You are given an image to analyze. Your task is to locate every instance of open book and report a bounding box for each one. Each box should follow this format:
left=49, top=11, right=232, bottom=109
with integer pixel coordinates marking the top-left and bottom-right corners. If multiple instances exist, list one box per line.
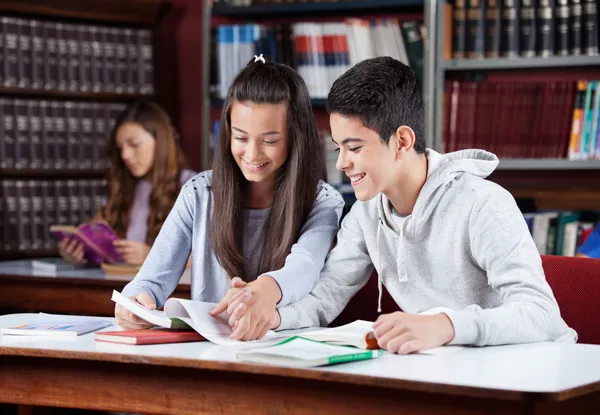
left=111, top=290, right=282, bottom=346
left=50, top=222, right=123, bottom=265
left=237, top=336, right=383, bottom=368
left=300, top=320, right=465, bottom=356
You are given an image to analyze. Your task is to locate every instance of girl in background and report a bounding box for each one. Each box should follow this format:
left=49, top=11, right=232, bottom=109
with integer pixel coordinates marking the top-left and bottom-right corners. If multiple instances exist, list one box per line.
left=59, top=100, right=196, bottom=265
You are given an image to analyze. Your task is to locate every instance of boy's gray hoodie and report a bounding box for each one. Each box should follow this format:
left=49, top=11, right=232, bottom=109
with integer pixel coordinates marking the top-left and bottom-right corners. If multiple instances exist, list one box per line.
left=277, top=149, right=577, bottom=346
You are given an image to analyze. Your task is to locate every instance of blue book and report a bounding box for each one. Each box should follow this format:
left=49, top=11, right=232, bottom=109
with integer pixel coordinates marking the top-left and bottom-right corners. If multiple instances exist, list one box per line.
left=1, top=318, right=112, bottom=337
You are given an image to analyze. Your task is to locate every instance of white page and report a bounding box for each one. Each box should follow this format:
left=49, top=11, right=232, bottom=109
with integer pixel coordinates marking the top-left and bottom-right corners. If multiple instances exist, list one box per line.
left=173, top=298, right=286, bottom=346
left=302, top=320, right=372, bottom=338
left=111, top=290, right=172, bottom=328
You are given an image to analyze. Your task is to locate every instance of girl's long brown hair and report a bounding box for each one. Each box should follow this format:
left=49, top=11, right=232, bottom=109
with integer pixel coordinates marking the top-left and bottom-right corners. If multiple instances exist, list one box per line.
left=211, top=60, right=327, bottom=281
left=101, top=100, right=187, bottom=245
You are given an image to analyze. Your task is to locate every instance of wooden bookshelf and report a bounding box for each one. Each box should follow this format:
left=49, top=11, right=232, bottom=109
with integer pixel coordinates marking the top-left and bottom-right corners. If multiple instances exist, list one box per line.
left=497, top=159, right=600, bottom=171
left=0, top=86, right=154, bottom=102
left=444, top=56, right=600, bottom=71
left=212, top=0, right=424, bottom=17
left=0, top=0, right=167, bottom=26
left=0, top=169, right=106, bottom=178
left=0, top=0, right=170, bottom=260
left=428, top=0, right=600, bottom=221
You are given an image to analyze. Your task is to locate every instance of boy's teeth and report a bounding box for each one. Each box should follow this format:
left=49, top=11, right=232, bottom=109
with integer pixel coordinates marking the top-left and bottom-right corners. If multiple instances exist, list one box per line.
left=351, top=174, right=365, bottom=182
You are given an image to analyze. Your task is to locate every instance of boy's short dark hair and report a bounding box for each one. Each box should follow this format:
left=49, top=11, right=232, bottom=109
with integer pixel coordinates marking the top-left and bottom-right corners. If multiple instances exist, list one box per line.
left=326, top=56, right=426, bottom=153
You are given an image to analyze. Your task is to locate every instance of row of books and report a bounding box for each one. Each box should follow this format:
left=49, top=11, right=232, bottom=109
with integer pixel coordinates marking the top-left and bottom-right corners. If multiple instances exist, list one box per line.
left=0, top=179, right=106, bottom=253
left=443, top=79, right=600, bottom=160
left=569, top=80, right=600, bottom=160
left=0, top=99, right=125, bottom=171
left=0, top=16, right=154, bottom=94
left=449, top=0, right=599, bottom=59
left=524, top=211, right=599, bottom=256
left=212, top=20, right=424, bottom=100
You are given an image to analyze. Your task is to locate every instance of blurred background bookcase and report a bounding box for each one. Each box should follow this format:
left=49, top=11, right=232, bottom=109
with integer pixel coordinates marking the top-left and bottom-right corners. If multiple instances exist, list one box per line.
left=0, top=0, right=171, bottom=260
left=427, top=0, right=600, bottom=256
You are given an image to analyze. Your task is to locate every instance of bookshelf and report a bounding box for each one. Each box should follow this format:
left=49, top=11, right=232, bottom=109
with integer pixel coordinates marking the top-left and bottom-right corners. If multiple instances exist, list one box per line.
left=429, top=0, right=600, bottom=171
left=211, top=0, right=425, bottom=17
left=444, top=56, right=600, bottom=71
left=427, top=0, right=600, bottom=256
left=0, top=0, right=170, bottom=260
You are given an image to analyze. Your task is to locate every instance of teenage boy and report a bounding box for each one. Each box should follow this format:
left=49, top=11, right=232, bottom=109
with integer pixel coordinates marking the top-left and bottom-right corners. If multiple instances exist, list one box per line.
left=272, top=57, right=576, bottom=354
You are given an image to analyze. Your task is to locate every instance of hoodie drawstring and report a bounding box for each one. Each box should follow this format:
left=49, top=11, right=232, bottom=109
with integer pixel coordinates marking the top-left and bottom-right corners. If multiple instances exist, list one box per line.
left=376, top=218, right=383, bottom=313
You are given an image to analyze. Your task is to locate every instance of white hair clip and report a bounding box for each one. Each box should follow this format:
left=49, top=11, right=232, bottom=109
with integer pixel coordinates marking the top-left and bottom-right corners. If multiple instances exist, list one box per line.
left=254, top=54, right=265, bottom=64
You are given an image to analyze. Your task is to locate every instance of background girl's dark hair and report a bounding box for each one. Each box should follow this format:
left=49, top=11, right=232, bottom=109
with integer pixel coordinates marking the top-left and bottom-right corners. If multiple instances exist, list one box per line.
left=211, top=59, right=326, bottom=281
left=102, top=99, right=187, bottom=244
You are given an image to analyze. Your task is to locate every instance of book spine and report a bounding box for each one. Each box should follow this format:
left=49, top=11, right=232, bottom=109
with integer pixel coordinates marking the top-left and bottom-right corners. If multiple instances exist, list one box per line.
left=520, top=0, right=537, bottom=57
left=485, top=0, right=502, bottom=57
left=582, top=0, right=598, bottom=55
left=537, top=0, right=555, bottom=56
left=466, top=0, right=485, bottom=58
left=571, top=0, right=583, bottom=55
left=28, top=100, right=42, bottom=169
left=5, top=17, right=18, bottom=87
left=501, top=0, right=520, bottom=57
left=556, top=0, right=571, bottom=55
left=17, top=18, right=32, bottom=89
left=31, top=20, right=44, bottom=89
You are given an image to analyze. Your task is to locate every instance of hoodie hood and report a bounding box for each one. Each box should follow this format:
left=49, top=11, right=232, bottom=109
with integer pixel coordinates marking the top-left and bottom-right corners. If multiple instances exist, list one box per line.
left=378, top=149, right=499, bottom=238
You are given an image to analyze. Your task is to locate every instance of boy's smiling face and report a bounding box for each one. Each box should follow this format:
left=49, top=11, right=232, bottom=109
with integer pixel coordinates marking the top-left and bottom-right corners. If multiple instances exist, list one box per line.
left=330, top=113, right=398, bottom=202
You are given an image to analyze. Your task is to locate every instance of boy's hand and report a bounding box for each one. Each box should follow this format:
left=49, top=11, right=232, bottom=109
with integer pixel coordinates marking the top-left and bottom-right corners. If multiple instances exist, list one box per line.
left=210, top=277, right=249, bottom=317
left=211, top=276, right=282, bottom=341
left=114, top=292, right=156, bottom=330
left=113, top=240, right=151, bottom=265
left=372, top=311, right=455, bottom=354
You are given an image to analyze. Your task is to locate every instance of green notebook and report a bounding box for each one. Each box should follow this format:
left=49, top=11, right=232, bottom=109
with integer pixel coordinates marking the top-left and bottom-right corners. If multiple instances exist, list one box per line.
left=236, top=336, right=383, bottom=368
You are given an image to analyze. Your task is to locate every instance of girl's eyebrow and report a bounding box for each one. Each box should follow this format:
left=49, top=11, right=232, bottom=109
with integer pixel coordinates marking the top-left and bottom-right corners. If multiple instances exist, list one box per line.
left=232, top=126, right=281, bottom=136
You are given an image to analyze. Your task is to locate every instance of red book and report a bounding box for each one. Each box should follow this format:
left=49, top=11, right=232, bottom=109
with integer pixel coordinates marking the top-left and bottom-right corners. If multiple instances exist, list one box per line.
left=95, top=329, right=205, bottom=345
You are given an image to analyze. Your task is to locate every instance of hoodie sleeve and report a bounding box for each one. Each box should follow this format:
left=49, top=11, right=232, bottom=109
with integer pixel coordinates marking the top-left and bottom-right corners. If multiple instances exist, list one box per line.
left=276, top=203, right=375, bottom=330
left=258, top=183, right=345, bottom=306
left=120, top=177, right=197, bottom=308
left=443, top=188, right=577, bottom=346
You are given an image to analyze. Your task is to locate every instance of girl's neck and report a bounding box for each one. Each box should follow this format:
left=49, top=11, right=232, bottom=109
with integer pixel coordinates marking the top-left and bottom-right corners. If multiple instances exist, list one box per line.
left=246, top=179, right=275, bottom=209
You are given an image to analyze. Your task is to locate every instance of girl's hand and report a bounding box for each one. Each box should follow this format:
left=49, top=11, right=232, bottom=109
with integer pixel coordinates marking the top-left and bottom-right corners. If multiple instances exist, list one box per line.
left=113, top=240, right=151, bottom=265
left=58, top=237, right=86, bottom=264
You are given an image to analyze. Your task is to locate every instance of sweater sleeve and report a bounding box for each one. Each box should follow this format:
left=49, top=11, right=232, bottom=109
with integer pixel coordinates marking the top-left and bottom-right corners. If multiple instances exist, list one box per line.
left=443, top=189, right=578, bottom=346
left=121, top=177, right=198, bottom=308
left=276, top=203, right=375, bottom=330
left=259, top=183, right=345, bottom=306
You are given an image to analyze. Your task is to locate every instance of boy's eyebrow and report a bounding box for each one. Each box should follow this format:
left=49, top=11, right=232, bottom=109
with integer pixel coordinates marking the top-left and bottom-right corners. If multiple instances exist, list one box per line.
left=331, top=137, right=364, bottom=146
left=232, top=127, right=281, bottom=136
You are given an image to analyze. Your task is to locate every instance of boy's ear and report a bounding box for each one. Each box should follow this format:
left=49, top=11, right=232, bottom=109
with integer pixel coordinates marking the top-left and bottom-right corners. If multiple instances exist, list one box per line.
left=393, top=125, right=416, bottom=157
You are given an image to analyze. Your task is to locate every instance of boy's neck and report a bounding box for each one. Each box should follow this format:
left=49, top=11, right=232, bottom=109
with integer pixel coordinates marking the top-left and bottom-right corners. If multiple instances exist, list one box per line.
left=385, top=153, right=428, bottom=216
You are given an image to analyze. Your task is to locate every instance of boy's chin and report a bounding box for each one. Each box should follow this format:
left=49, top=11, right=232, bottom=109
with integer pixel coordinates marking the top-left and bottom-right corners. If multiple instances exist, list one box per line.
left=354, top=189, right=379, bottom=202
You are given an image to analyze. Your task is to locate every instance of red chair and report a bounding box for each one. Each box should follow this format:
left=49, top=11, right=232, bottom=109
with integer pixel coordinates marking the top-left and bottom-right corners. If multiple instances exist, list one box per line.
left=541, top=255, right=600, bottom=345
left=331, top=255, right=600, bottom=345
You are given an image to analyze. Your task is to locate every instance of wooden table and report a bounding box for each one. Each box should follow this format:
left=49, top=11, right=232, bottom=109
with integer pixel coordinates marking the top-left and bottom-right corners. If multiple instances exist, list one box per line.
left=0, top=314, right=599, bottom=415
left=0, top=259, right=191, bottom=316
